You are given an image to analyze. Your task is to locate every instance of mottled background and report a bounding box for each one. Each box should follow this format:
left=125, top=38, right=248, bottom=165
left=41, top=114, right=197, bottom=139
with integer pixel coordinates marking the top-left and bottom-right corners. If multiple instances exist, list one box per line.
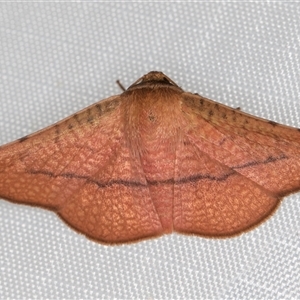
left=0, top=3, right=299, bottom=299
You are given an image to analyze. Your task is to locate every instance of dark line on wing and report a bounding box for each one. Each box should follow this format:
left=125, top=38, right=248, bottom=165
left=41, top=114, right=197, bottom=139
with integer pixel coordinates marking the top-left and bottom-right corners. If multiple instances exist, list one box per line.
left=28, top=170, right=147, bottom=188
left=232, top=153, right=287, bottom=170
left=27, top=154, right=288, bottom=188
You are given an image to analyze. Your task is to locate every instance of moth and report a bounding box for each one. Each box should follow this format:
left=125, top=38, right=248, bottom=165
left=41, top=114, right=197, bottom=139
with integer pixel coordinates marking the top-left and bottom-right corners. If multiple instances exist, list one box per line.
left=0, top=71, right=299, bottom=244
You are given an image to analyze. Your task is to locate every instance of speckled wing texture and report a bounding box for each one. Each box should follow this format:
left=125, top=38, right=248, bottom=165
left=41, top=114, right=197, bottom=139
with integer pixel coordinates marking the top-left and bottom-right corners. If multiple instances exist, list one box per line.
left=0, top=94, right=164, bottom=244
left=0, top=71, right=300, bottom=244
left=174, top=93, right=300, bottom=236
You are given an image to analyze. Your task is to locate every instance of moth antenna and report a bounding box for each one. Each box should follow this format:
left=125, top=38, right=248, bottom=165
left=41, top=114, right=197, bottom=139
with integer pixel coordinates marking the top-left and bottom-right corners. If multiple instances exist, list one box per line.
left=116, top=80, right=126, bottom=92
